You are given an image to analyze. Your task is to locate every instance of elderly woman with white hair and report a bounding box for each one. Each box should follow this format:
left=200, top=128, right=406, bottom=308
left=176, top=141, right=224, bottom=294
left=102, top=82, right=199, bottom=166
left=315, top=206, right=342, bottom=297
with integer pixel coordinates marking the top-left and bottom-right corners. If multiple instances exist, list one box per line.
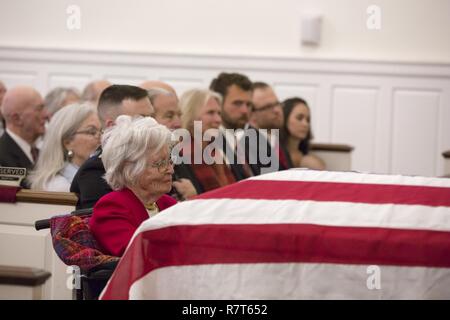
left=89, top=115, right=177, bottom=257
left=28, top=103, right=101, bottom=191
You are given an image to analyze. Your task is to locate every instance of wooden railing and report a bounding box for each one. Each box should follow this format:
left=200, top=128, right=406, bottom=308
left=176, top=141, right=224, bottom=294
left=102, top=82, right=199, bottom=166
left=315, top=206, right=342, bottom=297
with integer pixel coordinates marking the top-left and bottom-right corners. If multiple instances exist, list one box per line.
left=15, top=189, right=78, bottom=206
left=310, top=143, right=354, bottom=153
left=0, top=265, right=51, bottom=300
left=309, top=142, right=354, bottom=171
left=443, top=150, right=450, bottom=178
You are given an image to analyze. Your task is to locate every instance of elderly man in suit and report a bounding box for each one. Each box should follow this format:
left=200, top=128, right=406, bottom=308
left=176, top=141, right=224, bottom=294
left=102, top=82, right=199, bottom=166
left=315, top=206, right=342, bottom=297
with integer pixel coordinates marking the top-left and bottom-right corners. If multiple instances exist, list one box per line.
left=0, top=86, right=49, bottom=183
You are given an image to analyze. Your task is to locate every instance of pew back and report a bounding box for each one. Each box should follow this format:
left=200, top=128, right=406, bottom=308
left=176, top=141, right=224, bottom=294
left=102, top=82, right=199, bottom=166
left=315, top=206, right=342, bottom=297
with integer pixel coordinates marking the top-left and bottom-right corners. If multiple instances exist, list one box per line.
left=0, top=190, right=77, bottom=299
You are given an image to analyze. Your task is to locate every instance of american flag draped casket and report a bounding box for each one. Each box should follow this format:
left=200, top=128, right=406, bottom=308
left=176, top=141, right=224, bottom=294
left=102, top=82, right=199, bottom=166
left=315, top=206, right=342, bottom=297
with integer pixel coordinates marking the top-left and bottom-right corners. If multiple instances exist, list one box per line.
left=100, top=169, right=450, bottom=299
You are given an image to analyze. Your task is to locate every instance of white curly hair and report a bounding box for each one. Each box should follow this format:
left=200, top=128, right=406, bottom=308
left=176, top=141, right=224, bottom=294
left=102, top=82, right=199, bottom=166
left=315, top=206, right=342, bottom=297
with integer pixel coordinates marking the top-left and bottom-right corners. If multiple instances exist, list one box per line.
left=101, top=115, right=172, bottom=190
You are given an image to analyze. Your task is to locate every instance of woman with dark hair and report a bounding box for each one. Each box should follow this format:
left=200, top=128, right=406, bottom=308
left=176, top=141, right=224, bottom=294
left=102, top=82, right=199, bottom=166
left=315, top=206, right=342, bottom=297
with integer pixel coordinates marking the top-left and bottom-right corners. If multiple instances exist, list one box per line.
left=280, top=97, right=325, bottom=170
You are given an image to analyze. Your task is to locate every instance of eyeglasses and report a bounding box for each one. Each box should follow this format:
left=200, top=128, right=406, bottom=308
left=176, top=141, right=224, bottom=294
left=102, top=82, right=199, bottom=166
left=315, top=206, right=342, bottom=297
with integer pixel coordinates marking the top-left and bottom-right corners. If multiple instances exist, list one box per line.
left=74, top=127, right=102, bottom=137
left=252, top=101, right=282, bottom=112
left=148, top=157, right=174, bottom=173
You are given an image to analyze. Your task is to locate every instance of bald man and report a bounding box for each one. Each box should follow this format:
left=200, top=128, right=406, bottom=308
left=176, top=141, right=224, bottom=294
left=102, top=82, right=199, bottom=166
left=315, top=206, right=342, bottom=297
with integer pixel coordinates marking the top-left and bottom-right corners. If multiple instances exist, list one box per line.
left=148, top=88, right=181, bottom=130
left=81, top=80, right=111, bottom=104
left=140, top=80, right=177, bottom=96
left=0, top=86, right=49, bottom=177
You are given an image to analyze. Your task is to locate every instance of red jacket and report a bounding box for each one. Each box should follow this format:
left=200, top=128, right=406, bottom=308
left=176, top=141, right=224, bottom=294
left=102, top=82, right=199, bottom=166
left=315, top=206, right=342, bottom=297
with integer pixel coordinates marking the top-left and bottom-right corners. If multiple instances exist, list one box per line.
left=89, top=188, right=176, bottom=257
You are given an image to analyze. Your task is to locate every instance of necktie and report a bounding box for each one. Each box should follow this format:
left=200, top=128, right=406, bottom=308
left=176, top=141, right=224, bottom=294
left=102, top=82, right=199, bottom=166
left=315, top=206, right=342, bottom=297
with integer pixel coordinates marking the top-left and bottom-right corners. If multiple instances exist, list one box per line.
left=31, top=147, right=39, bottom=163
left=235, top=135, right=253, bottom=178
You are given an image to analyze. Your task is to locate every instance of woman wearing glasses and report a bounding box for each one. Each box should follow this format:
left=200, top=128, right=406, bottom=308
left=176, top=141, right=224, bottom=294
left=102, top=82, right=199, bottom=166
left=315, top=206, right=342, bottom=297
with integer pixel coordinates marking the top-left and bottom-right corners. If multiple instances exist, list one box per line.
left=89, top=115, right=176, bottom=257
left=29, top=103, right=101, bottom=191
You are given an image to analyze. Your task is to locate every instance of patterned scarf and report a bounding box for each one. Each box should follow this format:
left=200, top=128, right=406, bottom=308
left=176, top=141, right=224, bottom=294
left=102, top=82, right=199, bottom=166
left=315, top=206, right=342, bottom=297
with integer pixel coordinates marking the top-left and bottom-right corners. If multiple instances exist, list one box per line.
left=185, top=139, right=236, bottom=192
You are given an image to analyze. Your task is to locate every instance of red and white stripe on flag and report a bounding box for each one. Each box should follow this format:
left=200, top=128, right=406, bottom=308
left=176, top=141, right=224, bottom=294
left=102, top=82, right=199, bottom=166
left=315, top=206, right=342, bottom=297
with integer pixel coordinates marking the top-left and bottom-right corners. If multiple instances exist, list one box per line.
left=100, top=169, right=450, bottom=299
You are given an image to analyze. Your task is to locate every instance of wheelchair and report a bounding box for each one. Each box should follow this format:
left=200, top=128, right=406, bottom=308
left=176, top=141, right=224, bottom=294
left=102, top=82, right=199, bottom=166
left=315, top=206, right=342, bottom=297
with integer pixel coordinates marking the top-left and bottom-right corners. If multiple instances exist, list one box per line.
left=35, top=208, right=119, bottom=300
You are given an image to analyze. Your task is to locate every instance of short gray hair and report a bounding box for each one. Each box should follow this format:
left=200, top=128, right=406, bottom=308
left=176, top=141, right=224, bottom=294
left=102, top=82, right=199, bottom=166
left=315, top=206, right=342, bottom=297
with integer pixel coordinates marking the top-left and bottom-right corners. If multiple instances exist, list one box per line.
left=146, top=88, right=176, bottom=106
left=102, top=115, right=172, bottom=190
left=44, top=87, right=80, bottom=116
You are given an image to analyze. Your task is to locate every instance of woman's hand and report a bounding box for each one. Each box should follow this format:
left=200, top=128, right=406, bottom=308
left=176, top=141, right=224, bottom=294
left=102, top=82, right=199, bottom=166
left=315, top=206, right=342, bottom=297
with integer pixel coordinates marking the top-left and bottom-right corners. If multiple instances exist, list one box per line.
left=173, top=178, right=197, bottom=200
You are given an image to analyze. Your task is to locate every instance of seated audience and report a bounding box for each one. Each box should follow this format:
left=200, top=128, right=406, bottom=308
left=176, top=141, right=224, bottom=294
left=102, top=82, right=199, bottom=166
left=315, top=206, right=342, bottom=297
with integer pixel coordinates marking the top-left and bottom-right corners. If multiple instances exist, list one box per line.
left=70, top=84, right=154, bottom=209
left=81, top=80, right=111, bottom=104
left=281, top=97, right=325, bottom=170
left=28, top=103, right=101, bottom=191
left=44, top=87, right=80, bottom=117
left=0, top=86, right=49, bottom=186
left=89, top=115, right=177, bottom=257
left=175, top=89, right=237, bottom=194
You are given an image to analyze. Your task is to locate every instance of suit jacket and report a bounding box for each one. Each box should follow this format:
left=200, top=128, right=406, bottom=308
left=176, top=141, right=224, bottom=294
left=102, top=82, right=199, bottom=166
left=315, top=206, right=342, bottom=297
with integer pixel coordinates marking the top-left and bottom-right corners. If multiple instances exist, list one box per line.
left=242, top=125, right=290, bottom=176
left=173, top=163, right=205, bottom=195
left=172, top=133, right=249, bottom=197
left=0, top=132, right=34, bottom=188
left=217, top=129, right=250, bottom=181
left=89, top=188, right=177, bottom=257
left=70, top=148, right=111, bottom=210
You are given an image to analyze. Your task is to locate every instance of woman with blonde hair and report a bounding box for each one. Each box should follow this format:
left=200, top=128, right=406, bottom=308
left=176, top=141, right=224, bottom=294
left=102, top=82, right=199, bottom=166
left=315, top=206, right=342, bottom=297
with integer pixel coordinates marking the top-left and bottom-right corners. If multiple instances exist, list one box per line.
left=175, top=88, right=238, bottom=194
left=28, top=103, right=101, bottom=191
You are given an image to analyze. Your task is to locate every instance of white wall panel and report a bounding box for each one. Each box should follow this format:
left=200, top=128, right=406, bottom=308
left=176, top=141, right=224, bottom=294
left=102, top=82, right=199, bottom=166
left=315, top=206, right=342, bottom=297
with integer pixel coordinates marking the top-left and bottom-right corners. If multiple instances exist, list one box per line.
left=0, top=71, right=37, bottom=88
left=47, top=73, right=91, bottom=92
left=160, top=78, right=204, bottom=97
left=331, top=87, right=378, bottom=172
left=105, top=75, right=146, bottom=86
left=273, top=83, right=320, bottom=140
left=391, top=90, right=440, bottom=176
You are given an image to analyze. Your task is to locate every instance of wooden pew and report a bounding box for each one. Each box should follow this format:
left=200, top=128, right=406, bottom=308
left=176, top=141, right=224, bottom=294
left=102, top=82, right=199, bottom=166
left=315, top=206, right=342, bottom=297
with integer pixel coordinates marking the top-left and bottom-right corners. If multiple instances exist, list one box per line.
left=310, top=143, right=354, bottom=171
left=0, top=265, right=51, bottom=299
left=443, top=150, right=450, bottom=177
left=0, top=189, right=77, bottom=299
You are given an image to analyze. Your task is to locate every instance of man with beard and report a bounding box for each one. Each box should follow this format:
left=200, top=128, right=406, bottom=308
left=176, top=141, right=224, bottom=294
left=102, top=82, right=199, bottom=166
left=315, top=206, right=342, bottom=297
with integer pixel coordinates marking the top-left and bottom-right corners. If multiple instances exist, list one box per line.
left=209, top=72, right=254, bottom=180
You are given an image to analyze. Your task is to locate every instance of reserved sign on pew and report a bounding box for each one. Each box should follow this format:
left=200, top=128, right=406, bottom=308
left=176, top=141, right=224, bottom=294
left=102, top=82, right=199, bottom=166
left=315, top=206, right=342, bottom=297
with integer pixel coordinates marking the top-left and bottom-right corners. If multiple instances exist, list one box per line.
left=0, top=167, right=26, bottom=187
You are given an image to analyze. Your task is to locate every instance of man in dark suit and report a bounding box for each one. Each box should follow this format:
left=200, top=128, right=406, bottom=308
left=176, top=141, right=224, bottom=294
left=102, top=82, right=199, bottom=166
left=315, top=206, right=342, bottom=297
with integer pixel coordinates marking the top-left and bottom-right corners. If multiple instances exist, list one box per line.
left=243, top=82, right=289, bottom=175
left=70, top=84, right=154, bottom=209
left=0, top=86, right=48, bottom=186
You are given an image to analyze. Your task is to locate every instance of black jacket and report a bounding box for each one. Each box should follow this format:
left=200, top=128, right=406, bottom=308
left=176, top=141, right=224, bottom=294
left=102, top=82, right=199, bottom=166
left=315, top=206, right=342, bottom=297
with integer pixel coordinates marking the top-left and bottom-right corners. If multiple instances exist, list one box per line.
left=242, top=126, right=290, bottom=176
left=0, top=132, right=34, bottom=188
left=70, top=148, right=112, bottom=210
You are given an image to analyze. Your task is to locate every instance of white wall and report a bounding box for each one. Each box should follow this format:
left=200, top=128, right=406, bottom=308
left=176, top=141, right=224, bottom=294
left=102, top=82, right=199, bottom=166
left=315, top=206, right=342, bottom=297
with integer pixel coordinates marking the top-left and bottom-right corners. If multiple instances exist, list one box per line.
left=1, top=0, right=449, bottom=63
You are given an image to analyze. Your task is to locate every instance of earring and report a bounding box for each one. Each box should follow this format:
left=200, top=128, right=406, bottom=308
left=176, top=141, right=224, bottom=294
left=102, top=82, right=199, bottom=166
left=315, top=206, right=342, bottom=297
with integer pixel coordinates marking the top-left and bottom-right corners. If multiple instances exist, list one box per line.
left=67, top=150, right=74, bottom=160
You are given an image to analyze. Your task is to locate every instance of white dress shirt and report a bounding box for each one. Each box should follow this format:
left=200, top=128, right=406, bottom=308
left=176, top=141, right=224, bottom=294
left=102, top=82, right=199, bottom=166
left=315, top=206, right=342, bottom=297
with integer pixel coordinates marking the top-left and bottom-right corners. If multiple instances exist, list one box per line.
left=44, top=162, right=79, bottom=192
